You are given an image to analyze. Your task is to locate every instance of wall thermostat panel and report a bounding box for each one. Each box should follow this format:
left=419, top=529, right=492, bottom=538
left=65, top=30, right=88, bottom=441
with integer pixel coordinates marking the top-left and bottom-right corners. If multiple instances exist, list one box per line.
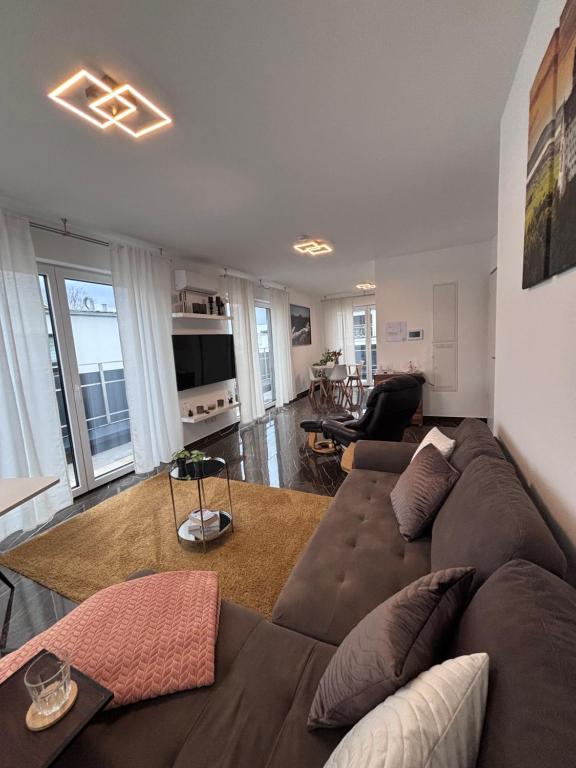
left=408, top=328, right=424, bottom=340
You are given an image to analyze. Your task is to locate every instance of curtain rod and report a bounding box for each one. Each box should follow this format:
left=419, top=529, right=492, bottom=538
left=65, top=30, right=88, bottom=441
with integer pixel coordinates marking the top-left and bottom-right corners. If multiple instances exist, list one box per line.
left=321, top=291, right=375, bottom=301
left=30, top=220, right=109, bottom=248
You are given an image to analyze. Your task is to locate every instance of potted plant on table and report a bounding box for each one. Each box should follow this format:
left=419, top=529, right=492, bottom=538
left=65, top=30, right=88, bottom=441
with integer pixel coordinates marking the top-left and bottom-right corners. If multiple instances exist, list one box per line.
left=172, top=449, right=207, bottom=478
left=172, top=449, right=192, bottom=478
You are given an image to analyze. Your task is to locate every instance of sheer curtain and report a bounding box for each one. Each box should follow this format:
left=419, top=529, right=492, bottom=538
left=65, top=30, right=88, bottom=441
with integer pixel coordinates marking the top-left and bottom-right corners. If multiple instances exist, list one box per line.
left=0, top=210, right=72, bottom=542
left=110, top=242, right=182, bottom=473
left=323, top=297, right=356, bottom=364
left=224, top=275, right=264, bottom=424
left=269, top=288, right=295, bottom=407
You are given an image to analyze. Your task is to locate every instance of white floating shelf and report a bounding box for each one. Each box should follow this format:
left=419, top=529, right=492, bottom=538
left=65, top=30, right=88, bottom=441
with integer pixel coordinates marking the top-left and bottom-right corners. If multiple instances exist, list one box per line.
left=181, top=402, right=241, bottom=424
left=172, top=313, right=233, bottom=321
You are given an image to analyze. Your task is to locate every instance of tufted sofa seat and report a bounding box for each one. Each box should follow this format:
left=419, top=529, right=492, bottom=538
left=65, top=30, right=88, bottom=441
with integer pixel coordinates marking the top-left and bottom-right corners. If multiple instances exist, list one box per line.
left=272, top=468, right=431, bottom=644
left=272, top=419, right=566, bottom=644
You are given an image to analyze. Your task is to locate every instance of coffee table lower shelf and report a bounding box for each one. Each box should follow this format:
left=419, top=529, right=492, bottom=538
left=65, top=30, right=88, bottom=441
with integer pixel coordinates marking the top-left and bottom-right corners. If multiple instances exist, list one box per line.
left=177, top=510, right=233, bottom=550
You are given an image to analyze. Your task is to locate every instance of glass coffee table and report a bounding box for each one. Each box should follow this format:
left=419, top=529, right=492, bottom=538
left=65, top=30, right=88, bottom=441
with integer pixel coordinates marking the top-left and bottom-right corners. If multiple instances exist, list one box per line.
left=168, top=457, right=234, bottom=553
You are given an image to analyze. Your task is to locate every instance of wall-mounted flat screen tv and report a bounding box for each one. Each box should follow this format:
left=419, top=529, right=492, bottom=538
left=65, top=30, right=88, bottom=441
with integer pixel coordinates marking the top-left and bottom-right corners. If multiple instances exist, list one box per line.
left=172, top=334, right=236, bottom=391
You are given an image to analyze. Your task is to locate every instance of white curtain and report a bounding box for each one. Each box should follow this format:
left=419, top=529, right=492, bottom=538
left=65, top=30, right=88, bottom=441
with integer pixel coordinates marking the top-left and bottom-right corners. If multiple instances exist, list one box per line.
left=269, top=288, right=295, bottom=407
left=0, top=211, right=72, bottom=542
left=110, top=242, right=182, bottom=473
left=224, top=275, right=264, bottom=425
left=323, top=297, right=356, bottom=364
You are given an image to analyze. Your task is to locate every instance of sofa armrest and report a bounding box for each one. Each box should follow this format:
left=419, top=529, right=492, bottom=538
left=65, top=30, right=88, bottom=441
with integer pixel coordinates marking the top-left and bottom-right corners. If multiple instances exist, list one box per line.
left=353, top=440, right=417, bottom=474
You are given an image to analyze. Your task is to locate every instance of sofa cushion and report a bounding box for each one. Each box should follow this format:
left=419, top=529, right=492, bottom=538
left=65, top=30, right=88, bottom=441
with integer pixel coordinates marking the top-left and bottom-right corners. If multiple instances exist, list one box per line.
left=55, top=601, right=343, bottom=768
left=324, top=654, right=489, bottom=768
left=431, top=456, right=566, bottom=586
left=450, top=418, right=506, bottom=473
left=308, top=567, right=474, bottom=729
left=411, top=426, right=456, bottom=462
left=391, top=444, right=460, bottom=541
left=449, top=560, right=576, bottom=768
left=272, top=469, right=431, bottom=645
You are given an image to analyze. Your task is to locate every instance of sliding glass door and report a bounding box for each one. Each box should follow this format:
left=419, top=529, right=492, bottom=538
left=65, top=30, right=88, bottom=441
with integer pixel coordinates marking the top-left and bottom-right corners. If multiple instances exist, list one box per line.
left=38, top=265, right=134, bottom=495
left=255, top=303, right=275, bottom=406
left=353, top=306, right=377, bottom=384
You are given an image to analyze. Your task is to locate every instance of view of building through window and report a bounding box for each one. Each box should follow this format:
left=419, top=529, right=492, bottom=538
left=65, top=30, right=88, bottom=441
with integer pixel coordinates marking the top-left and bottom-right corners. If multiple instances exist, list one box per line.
left=39, top=270, right=133, bottom=492
left=353, top=306, right=377, bottom=383
left=255, top=304, right=275, bottom=405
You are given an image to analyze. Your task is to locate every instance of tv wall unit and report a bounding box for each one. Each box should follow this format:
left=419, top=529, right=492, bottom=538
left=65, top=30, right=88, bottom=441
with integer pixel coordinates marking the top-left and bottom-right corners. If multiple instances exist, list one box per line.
left=172, top=287, right=240, bottom=443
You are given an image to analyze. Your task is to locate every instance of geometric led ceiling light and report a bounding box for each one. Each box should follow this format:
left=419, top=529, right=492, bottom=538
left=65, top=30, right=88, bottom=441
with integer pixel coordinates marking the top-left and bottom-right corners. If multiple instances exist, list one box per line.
left=48, top=68, right=172, bottom=138
left=293, top=237, right=334, bottom=256
left=356, top=282, right=376, bottom=291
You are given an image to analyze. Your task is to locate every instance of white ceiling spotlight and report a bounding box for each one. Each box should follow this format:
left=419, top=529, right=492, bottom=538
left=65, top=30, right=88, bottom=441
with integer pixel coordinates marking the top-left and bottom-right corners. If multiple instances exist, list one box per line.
left=356, top=282, right=376, bottom=291
left=293, top=236, right=334, bottom=257
left=48, top=68, right=172, bottom=138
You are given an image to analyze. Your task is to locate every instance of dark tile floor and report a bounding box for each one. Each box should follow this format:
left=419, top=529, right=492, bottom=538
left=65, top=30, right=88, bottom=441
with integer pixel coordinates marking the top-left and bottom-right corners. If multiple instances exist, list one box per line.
left=0, top=394, right=446, bottom=652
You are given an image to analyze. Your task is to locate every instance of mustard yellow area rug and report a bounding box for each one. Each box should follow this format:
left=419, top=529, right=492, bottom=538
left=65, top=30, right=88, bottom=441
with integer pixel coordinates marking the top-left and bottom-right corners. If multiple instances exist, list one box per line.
left=0, top=475, right=332, bottom=618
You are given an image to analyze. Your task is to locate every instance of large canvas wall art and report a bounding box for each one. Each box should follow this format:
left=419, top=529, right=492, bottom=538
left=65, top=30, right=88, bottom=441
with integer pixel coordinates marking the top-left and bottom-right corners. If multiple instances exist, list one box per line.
left=524, top=0, right=576, bottom=288
left=290, top=304, right=312, bottom=346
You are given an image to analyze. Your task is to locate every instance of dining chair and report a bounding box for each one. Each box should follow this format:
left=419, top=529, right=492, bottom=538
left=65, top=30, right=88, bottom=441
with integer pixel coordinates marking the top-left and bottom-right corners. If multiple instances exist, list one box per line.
left=308, top=366, right=328, bottom=404
left=326, top=364, right=351, bottom=407
left=346, top=363, right=364, bottom=404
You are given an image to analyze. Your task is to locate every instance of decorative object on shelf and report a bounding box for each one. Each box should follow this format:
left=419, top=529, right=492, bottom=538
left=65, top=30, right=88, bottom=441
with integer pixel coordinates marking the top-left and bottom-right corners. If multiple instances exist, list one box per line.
left=217, top=398, right=224, bottom=408
left=215, top=296, right=225, bottom=316
left=208, top=296, right=214, bottom=315
left=197, top=405, right=205, bottom=414
left=187, top=408, right=193, bottom=418
left=524, top=0, right=576, bottom=288
left=208, top=404, right=216, bottom=412
left=290, top=304, right=312, bottom=346
left=227, top=391, right=234, bottom=405
left=192, top=302, right=207, bottom=314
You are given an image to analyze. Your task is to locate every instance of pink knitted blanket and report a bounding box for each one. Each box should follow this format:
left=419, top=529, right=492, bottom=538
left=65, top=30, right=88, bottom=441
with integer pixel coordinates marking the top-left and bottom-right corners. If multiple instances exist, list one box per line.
left=0, top=570, right=220, bottom=707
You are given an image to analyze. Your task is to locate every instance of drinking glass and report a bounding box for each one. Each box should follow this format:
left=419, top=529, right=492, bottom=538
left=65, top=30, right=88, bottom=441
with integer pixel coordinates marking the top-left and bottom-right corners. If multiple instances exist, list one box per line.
left=24, top=653, right=71, bottom=716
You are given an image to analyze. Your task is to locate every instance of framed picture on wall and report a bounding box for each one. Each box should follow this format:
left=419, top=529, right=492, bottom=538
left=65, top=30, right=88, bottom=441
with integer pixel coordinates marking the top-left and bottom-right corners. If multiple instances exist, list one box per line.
left=523, top=0, right=576, bottom=288
left=290, top=304, right=312, bottom=346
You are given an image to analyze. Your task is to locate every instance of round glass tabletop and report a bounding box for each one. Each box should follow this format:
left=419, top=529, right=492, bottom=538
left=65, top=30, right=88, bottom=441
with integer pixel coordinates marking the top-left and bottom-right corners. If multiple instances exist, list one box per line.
left=169, top=457, right=227, bottom=481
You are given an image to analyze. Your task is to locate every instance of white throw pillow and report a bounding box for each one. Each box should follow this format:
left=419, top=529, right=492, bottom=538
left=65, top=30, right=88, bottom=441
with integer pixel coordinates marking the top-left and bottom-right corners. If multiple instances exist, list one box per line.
left=324, top=653, right=489, bottom=768
left=411, top=427, right=455, bottom=462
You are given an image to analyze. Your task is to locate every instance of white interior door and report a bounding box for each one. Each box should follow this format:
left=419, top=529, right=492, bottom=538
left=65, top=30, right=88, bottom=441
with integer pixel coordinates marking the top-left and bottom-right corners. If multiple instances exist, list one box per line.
left=487, top=268, right=497, bottom=431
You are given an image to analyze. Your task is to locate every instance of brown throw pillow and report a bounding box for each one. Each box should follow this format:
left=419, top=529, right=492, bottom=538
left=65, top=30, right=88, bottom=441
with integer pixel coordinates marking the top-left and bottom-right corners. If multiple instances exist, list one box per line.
left=307, top=567, right=475, bottom=730
left=391, top=443, right=460, bottom=541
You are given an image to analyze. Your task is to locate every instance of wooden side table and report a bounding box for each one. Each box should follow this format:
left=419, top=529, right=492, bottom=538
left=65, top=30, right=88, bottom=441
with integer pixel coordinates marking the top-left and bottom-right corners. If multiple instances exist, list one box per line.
left=0, top=650, right=112, bottom=768
left=373, top=373, right=425, bottom=426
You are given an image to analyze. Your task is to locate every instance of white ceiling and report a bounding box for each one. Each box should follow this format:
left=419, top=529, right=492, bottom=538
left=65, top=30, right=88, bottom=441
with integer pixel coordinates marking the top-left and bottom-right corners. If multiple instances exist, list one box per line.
left=1, top=1, right=536, bottom=295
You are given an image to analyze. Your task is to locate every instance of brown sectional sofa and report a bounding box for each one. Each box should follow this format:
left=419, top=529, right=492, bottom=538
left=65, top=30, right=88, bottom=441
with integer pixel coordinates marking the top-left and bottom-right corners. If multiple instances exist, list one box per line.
left=55, top=419, right=573, bottom=768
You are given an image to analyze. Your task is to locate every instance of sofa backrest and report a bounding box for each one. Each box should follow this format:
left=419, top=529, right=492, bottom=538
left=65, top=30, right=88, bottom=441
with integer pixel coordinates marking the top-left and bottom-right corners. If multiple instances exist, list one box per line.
left=450, top=418, right=506, bottom=473
left=431, top=455, right=566, bottom=587
left=449, top=559, right=576, bottom=768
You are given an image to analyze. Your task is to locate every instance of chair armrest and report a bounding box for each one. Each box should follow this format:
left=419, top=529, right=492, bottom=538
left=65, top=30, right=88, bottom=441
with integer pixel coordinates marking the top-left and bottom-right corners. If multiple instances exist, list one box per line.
left=322, top=420, right=360, bottom=444
left=353, top=440, right=417, bottom=473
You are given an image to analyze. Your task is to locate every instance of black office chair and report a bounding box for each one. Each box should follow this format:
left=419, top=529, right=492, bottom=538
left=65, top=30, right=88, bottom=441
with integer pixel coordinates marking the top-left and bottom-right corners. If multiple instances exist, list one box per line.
left=301, top=374, right=425, bottom=448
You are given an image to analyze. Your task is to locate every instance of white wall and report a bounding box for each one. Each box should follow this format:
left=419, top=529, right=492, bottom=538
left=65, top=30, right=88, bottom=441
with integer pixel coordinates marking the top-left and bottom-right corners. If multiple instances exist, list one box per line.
left=375, top=241, right=493, bottom=417
left=496, top=0, right=576, bottom=565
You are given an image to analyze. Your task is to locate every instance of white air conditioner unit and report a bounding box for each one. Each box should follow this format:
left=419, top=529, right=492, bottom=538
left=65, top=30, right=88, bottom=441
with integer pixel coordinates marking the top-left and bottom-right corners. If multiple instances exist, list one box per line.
left=174, top=269, right=219, bottom=296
